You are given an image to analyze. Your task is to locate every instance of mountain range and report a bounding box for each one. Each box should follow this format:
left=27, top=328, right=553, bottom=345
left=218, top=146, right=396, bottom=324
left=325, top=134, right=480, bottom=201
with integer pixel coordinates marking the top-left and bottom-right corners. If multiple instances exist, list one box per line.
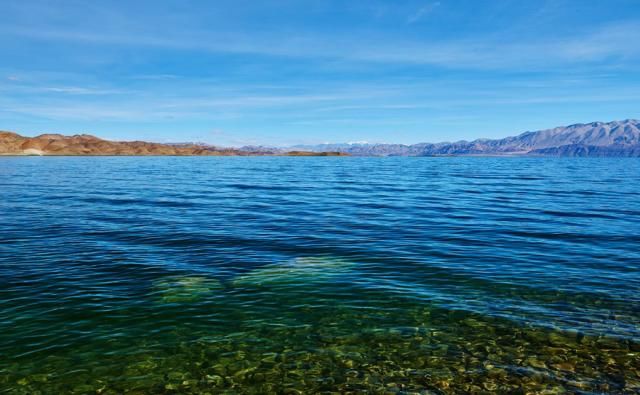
left=1, top=119, right=639, bottom=156
left=274, top=119, right=640, bottom=157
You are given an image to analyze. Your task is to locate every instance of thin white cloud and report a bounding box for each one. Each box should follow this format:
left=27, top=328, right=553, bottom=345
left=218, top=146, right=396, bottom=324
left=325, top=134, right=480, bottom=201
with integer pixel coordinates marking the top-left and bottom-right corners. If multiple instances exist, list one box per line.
left=41, top=86, right=126, bottom=95
left=407, top=2, right=441, bottom=24
left=1, top=19, right=639, bottom=70
left=130, top=74, right=181, bottom=81
left=0, top=87, right=384, bottom=121
left=2, top=79, right=639, bottom=124
left=0, top=82, right=129, bottom=96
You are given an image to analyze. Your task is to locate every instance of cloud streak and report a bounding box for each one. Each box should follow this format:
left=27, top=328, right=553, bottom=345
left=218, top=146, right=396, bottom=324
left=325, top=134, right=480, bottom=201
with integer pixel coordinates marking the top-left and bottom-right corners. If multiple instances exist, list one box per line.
left=407, top=2, right=441, bottom=24
left=1, top=18, right=639, bottom=71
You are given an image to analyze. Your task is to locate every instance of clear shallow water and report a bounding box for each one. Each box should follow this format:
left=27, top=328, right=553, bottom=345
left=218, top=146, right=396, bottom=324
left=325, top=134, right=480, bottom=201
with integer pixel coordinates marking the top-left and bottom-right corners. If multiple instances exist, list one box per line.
left=0, top=156, right=639, bottom=394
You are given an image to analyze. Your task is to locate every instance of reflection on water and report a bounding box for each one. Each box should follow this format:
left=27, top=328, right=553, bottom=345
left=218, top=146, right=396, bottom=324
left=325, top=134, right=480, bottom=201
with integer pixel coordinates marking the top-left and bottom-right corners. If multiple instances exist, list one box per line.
left=1, top=157, right=639, bottom=393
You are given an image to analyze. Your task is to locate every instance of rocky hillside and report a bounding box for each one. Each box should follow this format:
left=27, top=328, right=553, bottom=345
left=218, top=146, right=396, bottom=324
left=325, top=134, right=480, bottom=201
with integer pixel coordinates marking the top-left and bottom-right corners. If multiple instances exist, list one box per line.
left=287, top=120, right=640, bottom=157
left=0, top=132, right=242, bottom=156
left=0, top=132, right=342, bottom=156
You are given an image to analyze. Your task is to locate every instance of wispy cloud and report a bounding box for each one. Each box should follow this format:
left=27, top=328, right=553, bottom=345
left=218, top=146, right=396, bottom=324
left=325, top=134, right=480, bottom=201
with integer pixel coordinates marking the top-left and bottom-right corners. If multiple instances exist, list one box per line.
left=407, top=2, right=441, bottom=24
left=2, top=73, right=638, bottom=125
left=0, top=81, right=129, bottom=96
left=130, top=74, right=181, bottom=81
left=40, top=86, right=126, bottom=95
left=0, top=87, right=388, bottom=122
left=1, top=18, right=639, bottom=70
left=347, top=21, right=640, bottom=68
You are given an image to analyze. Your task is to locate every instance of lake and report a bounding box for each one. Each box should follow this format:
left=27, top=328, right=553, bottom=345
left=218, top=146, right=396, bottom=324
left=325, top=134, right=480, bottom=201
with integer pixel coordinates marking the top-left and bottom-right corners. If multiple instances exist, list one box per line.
left=1, top=157, right=639, bottom=393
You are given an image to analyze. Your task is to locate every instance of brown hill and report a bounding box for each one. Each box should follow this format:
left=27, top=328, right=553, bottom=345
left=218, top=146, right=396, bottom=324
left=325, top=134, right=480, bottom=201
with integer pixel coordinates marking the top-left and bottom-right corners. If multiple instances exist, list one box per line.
left=0, top=131, right=238, bottom=156
left=0, top=131, right=346, bottom=156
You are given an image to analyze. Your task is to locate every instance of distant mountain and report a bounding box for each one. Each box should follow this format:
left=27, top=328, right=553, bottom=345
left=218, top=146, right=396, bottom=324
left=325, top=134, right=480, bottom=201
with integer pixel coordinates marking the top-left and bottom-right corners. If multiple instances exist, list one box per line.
left=0, top=132, right=344, bottom=156
left=2, top=120, right=639, bottom=156
left=284, top=119, right=640, bottom=157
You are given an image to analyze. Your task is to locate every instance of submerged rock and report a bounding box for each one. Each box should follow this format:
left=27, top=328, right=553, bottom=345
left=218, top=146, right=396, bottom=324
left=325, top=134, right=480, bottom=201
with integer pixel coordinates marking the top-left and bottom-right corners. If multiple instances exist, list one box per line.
left=232, top=256, right=356, bottom=288
left=151, top=276, right=224, bottom=303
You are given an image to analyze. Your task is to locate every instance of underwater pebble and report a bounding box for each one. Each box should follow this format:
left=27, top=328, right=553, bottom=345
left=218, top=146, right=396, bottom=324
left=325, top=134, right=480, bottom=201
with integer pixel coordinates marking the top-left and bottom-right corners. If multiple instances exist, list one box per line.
left=3, top=301, right=637, bottom=393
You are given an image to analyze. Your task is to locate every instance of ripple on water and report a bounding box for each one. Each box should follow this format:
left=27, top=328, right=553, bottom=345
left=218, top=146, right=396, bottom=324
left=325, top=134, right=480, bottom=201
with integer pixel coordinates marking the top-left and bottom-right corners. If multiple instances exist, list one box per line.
left=0, top=156, right=639, bottom=393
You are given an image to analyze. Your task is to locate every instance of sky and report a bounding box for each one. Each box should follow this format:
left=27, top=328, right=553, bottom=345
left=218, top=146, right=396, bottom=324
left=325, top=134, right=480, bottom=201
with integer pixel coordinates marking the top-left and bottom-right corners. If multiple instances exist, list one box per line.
left=1, top=0, right=640, bottom=147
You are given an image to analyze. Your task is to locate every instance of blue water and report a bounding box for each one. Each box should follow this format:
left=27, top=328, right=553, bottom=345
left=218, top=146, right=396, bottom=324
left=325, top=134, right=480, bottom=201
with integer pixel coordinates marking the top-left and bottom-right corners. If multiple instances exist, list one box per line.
left=1, top=157, right=639, bottom=393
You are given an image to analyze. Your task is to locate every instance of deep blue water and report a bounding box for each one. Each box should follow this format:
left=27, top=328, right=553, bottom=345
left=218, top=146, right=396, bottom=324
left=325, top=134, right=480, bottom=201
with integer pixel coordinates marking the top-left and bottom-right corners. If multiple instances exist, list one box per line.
left=1, top=157, right=639, bottom=393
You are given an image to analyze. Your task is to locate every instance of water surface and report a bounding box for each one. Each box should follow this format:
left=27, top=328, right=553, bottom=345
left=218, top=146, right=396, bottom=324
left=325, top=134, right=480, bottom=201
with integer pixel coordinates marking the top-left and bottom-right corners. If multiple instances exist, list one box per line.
left=1, top=157, right=639, bottom=393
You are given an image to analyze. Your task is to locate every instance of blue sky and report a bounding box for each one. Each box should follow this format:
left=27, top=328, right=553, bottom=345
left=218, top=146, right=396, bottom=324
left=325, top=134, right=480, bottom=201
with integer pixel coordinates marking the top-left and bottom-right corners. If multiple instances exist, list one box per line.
left=1, top=0, right=639, bottom=146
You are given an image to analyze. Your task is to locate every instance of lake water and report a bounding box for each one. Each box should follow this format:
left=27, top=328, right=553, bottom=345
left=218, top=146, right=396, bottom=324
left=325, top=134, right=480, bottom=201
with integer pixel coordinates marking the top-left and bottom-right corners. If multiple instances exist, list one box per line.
left=1, top=157, right=639, bottom=393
